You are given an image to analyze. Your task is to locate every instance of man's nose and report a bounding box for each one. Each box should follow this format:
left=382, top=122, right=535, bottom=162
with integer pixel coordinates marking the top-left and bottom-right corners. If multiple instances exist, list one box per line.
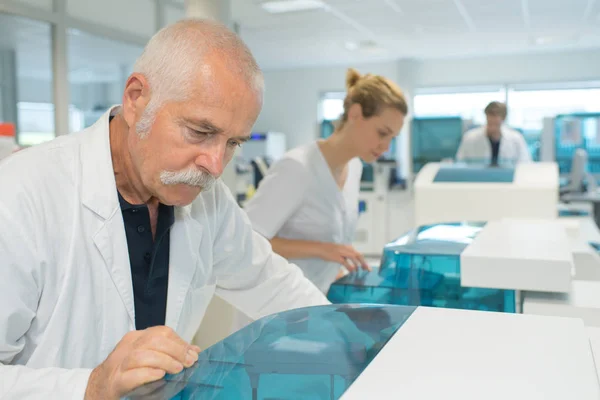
left=195, top=146, right=225, bottom=177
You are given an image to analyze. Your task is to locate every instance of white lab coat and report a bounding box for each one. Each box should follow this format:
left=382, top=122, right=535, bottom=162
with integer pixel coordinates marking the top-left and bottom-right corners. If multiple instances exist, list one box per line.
left=244, top=142, right=363, bottom=293
left=0, top=108, right=328, bottom=399
left=456, top=126, right=532, bottom=164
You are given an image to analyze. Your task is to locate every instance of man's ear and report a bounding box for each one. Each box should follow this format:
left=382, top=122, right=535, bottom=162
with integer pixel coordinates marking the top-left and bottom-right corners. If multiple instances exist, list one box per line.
left=122, top=73, right=151, bottom=128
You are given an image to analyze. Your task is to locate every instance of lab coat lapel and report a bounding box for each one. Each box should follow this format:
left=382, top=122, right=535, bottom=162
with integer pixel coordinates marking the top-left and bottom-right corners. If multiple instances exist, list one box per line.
left=498, top=128, right=511, bottom=161
left=93, top=215, right=135, bottom=326
left=478, top=130, right=492, bottom=161
left=165, top=205, right=203, bottom=330
left=81, top=106, right=135, bottom=326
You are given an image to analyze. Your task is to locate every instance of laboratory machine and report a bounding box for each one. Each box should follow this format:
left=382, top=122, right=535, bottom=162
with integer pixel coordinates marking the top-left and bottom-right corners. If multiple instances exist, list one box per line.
left=559, top=148, right=596, bottom=195
left=540, top=112, right=600, bottom=176
left=413, top=162, right=559, bottom=227
left=410, top=116, right=465, bottom=174
left=335, top=213, right=600, bottom=329
left=330, top=222, right=515, bottom=313
left=353, top=159, right=402, bottom=256
left=240, top=132, right=286, bottom=170
left=353, top=160, right=417, bottom=257
left=556, top=147, right=600, bottom=230
left=223, top=131, right=286, bottom=206
left=126, top=304, right=600, bottom=400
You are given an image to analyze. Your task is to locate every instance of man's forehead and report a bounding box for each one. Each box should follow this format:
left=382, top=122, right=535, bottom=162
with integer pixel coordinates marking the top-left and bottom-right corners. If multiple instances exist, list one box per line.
left=188, top=74, right=261, bottom=109
left=183, top=90, right=262, bottom=121
left=189, top=52, right=261, bottom=94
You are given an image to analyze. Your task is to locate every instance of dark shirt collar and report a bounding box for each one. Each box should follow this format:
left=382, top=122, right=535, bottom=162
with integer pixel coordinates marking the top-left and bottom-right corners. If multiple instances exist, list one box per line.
left=117, top=191, right=144, bottom=211
left=117, top=192, right=175, bottom=226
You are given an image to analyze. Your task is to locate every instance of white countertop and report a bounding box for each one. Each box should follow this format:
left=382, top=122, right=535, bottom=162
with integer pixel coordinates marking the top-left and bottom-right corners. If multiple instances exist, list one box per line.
left=342, top=307, right=600, bottom=400
left=524, top=280, right=600, bottom=327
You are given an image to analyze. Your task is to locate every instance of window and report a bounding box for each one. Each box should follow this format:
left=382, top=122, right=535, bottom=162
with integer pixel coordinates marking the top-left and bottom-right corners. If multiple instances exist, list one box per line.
left=16, top=103, right=55, bottom=146
left=506, top=83, right=600, bottom=162
left=2, top=0, right=170, bottom=148
left=319, top=92, right=345, bottom=122
left=318, top=92, right=345, bottom=140
left=16, top=103, right=84, bottom=146
left=0, top=13, right=54, bottom=146
left=413, top=87, right=507, bottom=126
left=68, top=29, right=144, bottom=132
left=507, top=83, right=600, bottom=132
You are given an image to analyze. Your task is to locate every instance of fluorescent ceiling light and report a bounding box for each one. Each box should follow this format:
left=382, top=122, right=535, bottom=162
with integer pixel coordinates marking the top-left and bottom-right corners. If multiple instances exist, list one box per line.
left=345, top=40, right=385, bottom=54
left=345, top=41, right=359, bottom=51
left=383, top=0, right=403, bottom=14
left=534, top=36, right=555, bottom=45
left=533, top=35, right=577, bottom=46
left=261, top=0, right=326, bottom=14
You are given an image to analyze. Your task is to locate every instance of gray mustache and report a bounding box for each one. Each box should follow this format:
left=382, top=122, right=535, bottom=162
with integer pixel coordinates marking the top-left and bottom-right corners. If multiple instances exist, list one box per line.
left=160, top=168, right=216, bottom=190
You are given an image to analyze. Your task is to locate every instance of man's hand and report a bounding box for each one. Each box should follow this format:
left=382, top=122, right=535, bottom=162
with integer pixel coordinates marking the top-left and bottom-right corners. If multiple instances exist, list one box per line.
left=317, top=243, right=371, bottom=273
left=84, top=326, right=201, bottom=400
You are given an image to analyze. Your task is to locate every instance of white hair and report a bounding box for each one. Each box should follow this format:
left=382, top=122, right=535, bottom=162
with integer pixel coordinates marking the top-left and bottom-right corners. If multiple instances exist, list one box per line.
left=132, top=18, right=264, bottom=137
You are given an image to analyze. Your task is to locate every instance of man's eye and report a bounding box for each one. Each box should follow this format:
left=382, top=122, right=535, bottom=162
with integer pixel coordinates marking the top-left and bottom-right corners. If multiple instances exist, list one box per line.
left=228, top=140, right=242, bottom=148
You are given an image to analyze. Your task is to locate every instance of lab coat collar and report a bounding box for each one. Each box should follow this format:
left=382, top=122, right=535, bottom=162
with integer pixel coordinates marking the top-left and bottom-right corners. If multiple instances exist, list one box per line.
left=80, top=106, right=121, bottom=220
left=484, top=125, right=514, bottom=139
left=81, top=106, right=136, bottom=325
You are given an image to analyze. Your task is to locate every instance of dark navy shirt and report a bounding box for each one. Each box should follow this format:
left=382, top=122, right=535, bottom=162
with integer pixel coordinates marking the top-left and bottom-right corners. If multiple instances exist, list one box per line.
left=118, top=192, right=175, bottom=330
left=489, top=138, right=501, bottom=166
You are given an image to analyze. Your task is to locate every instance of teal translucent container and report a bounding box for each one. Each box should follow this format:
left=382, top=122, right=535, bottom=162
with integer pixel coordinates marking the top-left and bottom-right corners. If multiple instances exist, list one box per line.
left=328, top=223, right=516, bottom=313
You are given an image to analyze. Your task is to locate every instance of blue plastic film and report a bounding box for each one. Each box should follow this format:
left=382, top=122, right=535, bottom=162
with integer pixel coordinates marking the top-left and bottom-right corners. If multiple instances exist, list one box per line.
left=126, top=304, right=416, bottom=400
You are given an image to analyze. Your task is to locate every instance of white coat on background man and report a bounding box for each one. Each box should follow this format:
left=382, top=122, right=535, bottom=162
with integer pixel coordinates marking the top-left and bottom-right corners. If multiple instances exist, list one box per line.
left=0, top=20, right=327, bottom=400
left=456, top=101, right=532, bottom=164
left=456, top=126, right=531, bottom=163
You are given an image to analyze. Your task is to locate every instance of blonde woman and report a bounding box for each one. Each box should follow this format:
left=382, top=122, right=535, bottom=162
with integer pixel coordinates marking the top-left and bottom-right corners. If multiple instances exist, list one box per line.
left=245, top=68, right=408, bottom=293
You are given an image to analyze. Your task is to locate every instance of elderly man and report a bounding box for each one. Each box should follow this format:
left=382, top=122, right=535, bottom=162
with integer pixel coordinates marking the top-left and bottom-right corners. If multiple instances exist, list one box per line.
left=0, top=19, right=327, bottom=399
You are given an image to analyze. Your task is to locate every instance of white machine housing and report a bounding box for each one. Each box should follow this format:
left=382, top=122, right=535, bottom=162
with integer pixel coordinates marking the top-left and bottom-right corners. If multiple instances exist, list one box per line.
left=461, top=219, right=574, bottom=293
left=414, top=162, right=559, bottom=227
left=455, top=216, right=600, bottom=331
left=342, top=307, right=600, bottom=399
left=353, top=161, right=415, bottom=256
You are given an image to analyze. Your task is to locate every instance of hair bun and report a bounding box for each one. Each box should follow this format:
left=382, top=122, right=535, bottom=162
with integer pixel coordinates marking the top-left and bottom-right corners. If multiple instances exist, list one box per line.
left=346, top=68, right=361, bottom=90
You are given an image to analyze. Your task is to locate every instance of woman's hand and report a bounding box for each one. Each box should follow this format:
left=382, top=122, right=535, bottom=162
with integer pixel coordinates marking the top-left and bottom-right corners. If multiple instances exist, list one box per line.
left=317, top=243, right=371, bottom=273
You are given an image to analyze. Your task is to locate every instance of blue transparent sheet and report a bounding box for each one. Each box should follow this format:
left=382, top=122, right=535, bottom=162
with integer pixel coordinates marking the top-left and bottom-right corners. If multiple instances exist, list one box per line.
left=328, top=223, right=515, bottom=313
left=433, top=164, right=515, bottom=183
left=126, top=304, right=416, bottom=400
